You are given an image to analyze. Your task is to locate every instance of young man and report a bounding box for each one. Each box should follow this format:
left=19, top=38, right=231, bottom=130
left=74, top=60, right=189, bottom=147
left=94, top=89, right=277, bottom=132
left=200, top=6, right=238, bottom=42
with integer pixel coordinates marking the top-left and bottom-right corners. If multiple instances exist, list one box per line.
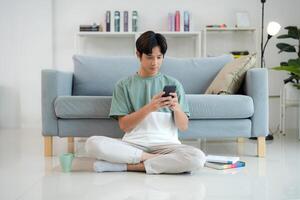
left=85, top=31, right=206, bottom=174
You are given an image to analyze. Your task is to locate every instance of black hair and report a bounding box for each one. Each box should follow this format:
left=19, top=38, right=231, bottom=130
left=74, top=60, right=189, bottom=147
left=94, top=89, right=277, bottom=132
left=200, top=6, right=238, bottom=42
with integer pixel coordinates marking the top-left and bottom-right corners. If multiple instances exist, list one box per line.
left=136, top=31, right=168, bottom=57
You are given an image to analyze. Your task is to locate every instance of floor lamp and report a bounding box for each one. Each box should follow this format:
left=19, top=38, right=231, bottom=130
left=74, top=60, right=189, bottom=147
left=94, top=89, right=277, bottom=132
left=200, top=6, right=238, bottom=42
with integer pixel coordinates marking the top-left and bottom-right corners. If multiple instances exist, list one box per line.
left=250, top=0, right=281, bottom=140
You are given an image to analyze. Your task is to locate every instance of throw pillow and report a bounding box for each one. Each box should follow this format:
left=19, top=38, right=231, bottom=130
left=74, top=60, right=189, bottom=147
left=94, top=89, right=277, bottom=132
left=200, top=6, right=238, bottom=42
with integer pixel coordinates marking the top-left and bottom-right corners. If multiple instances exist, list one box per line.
left=205, top=54, right=257, bottom=95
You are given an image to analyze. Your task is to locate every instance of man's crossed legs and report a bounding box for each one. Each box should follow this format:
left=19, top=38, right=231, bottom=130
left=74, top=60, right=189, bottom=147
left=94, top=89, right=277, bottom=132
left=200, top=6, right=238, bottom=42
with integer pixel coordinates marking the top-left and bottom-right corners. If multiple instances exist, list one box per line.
left=85, top=136, right=206, bottom=174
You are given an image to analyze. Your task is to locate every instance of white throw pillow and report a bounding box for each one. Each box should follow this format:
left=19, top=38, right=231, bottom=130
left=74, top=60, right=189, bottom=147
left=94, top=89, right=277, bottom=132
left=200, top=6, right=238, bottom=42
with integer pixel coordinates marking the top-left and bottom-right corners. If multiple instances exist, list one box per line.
left=205, top=54, right=257, bottom=94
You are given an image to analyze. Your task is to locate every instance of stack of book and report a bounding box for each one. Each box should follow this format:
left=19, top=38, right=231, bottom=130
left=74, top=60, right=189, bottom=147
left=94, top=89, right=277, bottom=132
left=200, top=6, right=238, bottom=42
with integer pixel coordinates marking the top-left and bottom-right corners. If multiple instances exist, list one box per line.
left=79, top=23, right=100, bottom=32
left=205, top=155, right=245, bottom=170
left=168, top=10, right=190, bottom=32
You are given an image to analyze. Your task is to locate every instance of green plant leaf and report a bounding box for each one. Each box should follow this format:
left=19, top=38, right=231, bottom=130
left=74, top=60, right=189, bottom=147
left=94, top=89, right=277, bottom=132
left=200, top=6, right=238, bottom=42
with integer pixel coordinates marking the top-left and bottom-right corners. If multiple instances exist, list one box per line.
left=277, top=34, right=293, bottom=39
left=288, top=58, right=300, bottom=67
left=272, top=65, right=300, bottom=76
left=280, top=62, right=288, bottom=66
left=293, top=83, right=300, bottom=89
left=276, top=43, right=296, bottom=53
left=285, top=26, right=299, bottom=39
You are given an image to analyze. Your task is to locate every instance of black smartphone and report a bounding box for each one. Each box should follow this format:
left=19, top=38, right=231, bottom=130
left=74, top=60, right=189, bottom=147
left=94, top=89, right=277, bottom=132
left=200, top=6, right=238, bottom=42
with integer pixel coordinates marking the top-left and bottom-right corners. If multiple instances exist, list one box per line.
left=162, top=85, right=176, bottom=98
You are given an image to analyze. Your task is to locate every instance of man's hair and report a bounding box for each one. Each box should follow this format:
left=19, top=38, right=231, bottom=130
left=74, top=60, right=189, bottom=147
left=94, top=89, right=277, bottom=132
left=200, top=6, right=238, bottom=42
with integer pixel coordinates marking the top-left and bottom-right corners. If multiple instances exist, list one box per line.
left=136, top=31, right=168, bottom=57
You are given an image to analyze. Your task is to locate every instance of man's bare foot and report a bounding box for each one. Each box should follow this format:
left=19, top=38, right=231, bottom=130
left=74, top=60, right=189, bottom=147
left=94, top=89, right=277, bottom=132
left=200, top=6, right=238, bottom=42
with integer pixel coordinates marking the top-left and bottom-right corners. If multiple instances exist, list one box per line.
left=141, top=152, right=160, bottom=161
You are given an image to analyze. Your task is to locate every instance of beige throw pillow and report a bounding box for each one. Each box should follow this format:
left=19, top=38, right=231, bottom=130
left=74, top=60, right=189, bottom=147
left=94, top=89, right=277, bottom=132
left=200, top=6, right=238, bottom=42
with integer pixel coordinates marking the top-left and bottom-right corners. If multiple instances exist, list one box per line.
left=205, top=54, right=257, bottom=95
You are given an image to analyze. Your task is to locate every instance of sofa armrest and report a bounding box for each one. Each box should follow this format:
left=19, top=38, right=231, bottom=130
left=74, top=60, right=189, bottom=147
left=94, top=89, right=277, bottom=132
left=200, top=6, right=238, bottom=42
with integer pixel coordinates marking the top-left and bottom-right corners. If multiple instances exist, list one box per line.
left=243, top=68, right=269, bottom=137
left=41, top=69, right=73, bottom=136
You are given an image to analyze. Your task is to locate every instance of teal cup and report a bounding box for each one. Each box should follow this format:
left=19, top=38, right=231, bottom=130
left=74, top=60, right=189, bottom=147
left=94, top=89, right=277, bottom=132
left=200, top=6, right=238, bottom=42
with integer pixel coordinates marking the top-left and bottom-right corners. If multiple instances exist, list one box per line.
left=59, top=153, right=74, bottom=172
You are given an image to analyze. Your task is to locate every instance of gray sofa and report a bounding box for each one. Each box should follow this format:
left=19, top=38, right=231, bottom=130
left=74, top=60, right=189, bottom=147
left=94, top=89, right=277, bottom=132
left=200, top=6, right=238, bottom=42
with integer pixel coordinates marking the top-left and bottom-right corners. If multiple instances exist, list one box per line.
left=42, top=54, right=268, bottom=157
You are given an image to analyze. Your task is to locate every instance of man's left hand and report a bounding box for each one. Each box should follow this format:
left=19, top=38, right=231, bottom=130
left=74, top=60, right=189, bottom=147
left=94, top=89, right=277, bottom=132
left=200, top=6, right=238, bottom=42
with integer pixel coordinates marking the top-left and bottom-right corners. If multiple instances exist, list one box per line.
left=169, top=92, right=181, bottom=112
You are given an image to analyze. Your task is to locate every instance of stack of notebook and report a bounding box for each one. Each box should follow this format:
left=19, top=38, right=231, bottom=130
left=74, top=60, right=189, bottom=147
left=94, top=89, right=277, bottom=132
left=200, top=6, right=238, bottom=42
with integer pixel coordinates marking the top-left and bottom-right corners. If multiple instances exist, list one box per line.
left=205, top=155, right=245, bottom=170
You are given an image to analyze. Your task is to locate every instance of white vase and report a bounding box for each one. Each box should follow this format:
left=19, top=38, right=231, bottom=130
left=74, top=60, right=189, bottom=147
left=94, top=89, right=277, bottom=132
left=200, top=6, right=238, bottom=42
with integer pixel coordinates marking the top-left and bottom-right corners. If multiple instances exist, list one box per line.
left=284, top=82, right=300, bottom=101
left=280, top=82, right=300, bottom=139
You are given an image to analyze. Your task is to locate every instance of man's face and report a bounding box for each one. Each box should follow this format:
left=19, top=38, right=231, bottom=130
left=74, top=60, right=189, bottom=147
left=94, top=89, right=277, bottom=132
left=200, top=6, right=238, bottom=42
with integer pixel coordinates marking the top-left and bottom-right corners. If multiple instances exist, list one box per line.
left=138, top=46, right=164, bottom=77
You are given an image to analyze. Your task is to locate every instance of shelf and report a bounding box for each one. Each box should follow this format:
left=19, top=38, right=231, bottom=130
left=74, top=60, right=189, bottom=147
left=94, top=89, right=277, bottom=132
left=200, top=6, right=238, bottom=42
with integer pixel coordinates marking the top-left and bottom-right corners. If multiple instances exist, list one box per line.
left=77, top=31, right=201, bottom=37
left=203, top=27, right=257, bottom=57
left=75, top=31, right=202, bottom=57
left=77, top=32, right=136, bottom=37
left=205, top=27, right=256, bottom=32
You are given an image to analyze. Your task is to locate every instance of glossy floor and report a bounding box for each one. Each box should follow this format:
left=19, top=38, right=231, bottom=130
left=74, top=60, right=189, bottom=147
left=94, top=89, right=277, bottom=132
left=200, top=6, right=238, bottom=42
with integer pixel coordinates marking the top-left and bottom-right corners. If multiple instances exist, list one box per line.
left=0, top=128, right=299, bottom=200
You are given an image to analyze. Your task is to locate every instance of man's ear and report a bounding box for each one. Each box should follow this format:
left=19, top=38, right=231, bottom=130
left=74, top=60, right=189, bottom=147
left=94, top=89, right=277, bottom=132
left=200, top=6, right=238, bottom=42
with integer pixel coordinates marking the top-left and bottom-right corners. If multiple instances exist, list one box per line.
left=136, top=51, right=142, bottom=59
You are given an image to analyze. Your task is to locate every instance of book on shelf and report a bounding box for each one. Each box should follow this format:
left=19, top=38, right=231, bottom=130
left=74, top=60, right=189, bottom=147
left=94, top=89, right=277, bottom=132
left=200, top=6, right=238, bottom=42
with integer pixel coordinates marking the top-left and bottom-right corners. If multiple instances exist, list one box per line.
left=123, top=11, right=129, bottom=32
left=79, top=24, right=99, bottom=32
left=132, top=10, right=138, bottom=32
left=106, top=11, right=111, bottom=32
left=183, top=11, right=190, bottom=32
left=168, top=13, right=174, bottom=31
left=205, top=161, right=246, bottom=170
left=114, top=11, right=120, bottom=32
left=175, top=10, right=180, bottom=32
left=206, top=155, right=240, bottom=164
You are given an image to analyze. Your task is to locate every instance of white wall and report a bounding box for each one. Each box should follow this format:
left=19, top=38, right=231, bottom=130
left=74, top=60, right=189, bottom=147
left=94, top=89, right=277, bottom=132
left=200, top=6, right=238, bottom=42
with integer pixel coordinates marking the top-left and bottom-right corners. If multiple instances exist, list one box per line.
left=53, top=0, right=299, bottom=130
left=0, top=0, right=52, bottom=128
left=0, top=0, right=298, bottom=130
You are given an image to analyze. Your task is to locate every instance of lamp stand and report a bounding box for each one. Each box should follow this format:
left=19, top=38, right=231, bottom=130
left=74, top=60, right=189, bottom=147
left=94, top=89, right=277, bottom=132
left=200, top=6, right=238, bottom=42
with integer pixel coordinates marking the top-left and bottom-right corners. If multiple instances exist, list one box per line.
left=260, top=0, right=266, bottom=68
left=249, top=0, right=274, bottom=141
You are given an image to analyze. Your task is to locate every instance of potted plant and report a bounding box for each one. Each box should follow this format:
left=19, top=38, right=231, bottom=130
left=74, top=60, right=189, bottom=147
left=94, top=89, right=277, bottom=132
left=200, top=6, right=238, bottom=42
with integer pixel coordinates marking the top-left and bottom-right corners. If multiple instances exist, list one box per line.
left=272, top=26, right=300, bottom=90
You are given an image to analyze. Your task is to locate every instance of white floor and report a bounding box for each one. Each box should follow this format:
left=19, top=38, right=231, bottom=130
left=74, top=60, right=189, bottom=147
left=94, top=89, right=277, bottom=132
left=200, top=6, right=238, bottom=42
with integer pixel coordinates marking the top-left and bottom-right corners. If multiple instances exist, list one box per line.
left=0, top=128, right=300, bottom=200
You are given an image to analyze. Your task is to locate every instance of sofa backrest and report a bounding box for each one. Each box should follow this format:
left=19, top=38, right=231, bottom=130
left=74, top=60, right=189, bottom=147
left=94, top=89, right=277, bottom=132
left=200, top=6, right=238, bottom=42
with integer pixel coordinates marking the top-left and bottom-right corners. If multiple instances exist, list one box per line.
left=72, top=54, right=233, bottom=96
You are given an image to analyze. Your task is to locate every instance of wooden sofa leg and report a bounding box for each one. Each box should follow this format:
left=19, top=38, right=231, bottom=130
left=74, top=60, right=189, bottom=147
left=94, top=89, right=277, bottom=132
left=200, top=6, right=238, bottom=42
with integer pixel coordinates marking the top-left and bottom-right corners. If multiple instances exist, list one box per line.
left=257, top=136, right=266, bottom=157
left=68, top=137, right=75, bottom=153
left=44, top=136, right=53, bottom=157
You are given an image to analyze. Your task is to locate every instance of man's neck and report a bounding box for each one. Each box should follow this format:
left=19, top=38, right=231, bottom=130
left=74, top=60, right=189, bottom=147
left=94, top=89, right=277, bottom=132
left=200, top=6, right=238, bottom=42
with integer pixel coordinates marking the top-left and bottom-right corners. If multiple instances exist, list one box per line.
left=138, top=69, right=158, bottom=78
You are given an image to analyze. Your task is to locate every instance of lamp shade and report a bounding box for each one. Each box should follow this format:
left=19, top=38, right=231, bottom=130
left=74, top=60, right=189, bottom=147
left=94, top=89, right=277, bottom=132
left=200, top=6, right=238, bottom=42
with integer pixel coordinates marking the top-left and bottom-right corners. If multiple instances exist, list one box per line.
left=267, top=21, right=281, bottom=36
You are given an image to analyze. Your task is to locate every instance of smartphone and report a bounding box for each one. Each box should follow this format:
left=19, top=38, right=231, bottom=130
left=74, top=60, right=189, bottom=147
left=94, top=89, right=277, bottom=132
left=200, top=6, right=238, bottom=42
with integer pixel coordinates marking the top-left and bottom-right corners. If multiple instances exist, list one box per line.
left=162, top=85, right=176, bottom=98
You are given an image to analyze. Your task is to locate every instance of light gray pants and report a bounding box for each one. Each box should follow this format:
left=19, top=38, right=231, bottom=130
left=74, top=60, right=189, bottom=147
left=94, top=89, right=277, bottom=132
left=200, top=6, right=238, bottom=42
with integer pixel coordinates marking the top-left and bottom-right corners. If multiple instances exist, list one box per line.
left=85, top=136, right=206, bottom=174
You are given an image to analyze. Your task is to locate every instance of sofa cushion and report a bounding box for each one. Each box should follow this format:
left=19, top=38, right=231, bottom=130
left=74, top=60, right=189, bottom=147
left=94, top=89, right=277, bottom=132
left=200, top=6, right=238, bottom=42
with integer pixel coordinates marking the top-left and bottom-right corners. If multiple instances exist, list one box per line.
left=73, top=55, right=139, bottom=96
left=54, top=94, right=253, bottom=120
left=72, top=54, right=234, bottom=96
left=187, top=94, right=254, bottom=119
left=55, top=96, right=112, bottom=119
left=160, top=54, right=234, bottom=94
left=205, top=54, right=257, bottom=94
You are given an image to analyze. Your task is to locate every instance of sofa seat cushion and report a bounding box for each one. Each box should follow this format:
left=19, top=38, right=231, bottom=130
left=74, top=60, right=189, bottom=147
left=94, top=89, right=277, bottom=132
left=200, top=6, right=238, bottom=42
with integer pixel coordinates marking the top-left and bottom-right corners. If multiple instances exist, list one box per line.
left=187, top=94, right=254, bottom=119
left=55, top=96, right=112, bottom=119
left=55, top=95, right=254, bottom=120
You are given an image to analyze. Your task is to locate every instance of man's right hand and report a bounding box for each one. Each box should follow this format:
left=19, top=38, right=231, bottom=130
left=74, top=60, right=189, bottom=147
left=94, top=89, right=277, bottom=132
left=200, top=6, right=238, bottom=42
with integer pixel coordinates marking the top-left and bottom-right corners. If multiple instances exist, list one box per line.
left=147, top=91, right=173, bottom=112
left=119, top=91, right=172, bottom=133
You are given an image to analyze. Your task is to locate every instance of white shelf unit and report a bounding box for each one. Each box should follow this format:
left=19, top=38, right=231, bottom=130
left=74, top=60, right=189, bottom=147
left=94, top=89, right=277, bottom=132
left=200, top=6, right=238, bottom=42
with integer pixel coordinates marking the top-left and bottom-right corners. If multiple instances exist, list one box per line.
left=203, top=27, right=257, bottom=57
left=75, top=31, right=202, bottom=58
left=75, top=32, right=137, bottom=56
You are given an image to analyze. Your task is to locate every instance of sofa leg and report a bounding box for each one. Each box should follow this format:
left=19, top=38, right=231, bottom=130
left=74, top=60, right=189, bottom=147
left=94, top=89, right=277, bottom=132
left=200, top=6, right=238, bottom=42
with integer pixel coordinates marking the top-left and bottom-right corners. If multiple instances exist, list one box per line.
left=68, top=137, right=75, bottom=153
left=44, top=136, right=53, bottom=157
left=257, top=136, right=266, bottom=157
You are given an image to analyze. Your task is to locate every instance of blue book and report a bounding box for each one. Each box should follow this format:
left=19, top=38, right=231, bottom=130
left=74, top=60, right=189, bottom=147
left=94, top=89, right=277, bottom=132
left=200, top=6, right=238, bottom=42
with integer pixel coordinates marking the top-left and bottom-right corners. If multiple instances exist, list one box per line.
left=184, top=11, right=190, bottom=32
left=132, top=11, right=138, bottom=32
left=114, top=11, right=120, bottom=32
left=205, top=161, right=246, bottom=170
